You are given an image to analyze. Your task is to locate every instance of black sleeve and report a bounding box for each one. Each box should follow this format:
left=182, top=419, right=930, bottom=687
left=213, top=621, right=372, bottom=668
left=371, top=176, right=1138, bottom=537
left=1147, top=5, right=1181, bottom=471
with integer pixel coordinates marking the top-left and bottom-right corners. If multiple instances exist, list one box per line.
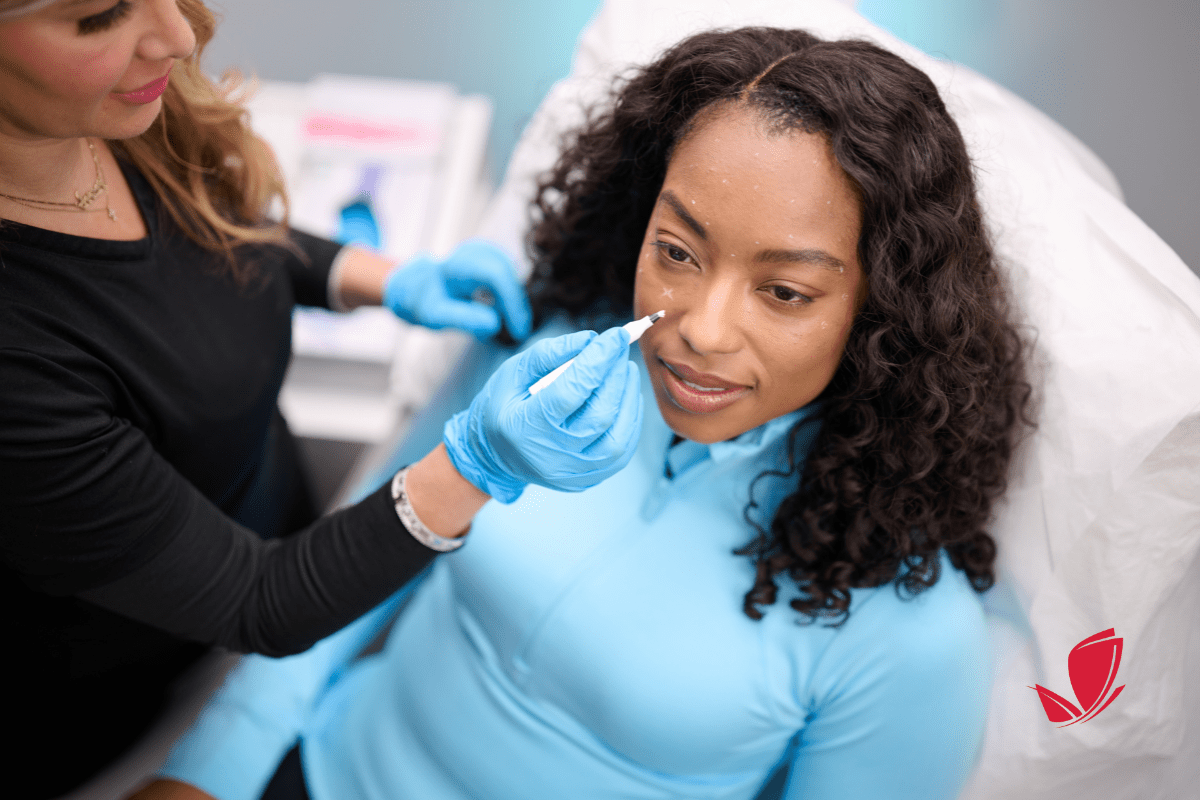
left=283, top=227, right=345, bottom=309
left=0, top=349, right=437, bottom=657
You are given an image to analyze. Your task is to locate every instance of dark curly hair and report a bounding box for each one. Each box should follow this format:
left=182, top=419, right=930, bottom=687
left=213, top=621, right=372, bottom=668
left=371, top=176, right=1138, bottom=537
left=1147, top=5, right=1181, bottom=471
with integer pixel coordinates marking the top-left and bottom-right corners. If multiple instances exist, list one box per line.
left=528, top=27, right=1033, bottom=624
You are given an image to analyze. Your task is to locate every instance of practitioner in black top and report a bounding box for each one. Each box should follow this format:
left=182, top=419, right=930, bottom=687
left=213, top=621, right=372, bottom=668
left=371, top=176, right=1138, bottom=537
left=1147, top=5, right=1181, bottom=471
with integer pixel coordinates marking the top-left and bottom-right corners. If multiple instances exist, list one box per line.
left=0, top=1, right=643, bottom=796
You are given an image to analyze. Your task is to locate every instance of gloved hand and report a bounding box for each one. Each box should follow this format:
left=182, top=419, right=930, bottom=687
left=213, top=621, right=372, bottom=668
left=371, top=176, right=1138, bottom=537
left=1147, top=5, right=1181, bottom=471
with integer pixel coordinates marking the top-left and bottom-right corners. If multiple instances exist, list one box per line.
left=444, top=327, right=643, bottom=503
left=382, top=239, right=532, bottom=341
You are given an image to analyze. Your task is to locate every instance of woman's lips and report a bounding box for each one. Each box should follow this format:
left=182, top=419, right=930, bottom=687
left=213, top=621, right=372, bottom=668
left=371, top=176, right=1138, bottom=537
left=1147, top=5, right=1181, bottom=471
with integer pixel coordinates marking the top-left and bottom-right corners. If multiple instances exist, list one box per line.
left=113, top=74, right=170, bottom=104
left=659, top=359, right=751, bottom=414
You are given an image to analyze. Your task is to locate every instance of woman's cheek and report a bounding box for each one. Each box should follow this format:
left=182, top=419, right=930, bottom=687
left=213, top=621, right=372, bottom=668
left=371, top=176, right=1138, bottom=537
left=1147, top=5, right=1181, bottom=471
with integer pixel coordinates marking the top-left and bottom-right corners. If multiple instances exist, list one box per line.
left=632, top=260, right=651, bottom=318
left=82, top=50, right=134, bottom=96
left=833, top=296, right=859, bottom=344
left=633, top=251, right=663, bottom=317
left=635, top=259, right=685, bottom=318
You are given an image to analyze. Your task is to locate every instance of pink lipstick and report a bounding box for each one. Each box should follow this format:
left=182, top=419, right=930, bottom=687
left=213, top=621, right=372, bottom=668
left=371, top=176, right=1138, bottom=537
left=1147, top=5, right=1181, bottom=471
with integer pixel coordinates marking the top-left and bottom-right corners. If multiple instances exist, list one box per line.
left=113, top=74, right=170, bottom=105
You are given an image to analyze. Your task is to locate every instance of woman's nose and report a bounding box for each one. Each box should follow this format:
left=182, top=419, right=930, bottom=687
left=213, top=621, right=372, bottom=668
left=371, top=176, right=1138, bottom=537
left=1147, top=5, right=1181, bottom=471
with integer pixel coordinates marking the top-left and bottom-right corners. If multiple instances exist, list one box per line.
left=137, top=0, right=197, bottom=62
left=675, top=275, right=745, bottom=356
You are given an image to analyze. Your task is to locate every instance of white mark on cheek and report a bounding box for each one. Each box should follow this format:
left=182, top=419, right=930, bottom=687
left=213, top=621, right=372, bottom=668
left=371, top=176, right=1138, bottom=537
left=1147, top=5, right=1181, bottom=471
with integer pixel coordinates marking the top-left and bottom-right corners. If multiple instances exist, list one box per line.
left=661, top=286, right=675, bottom=299
left=842, top=293, right=849, bottom=300
left=691, top=200, right=695, bottom=204
left=821, top=321, right=829, bottom=329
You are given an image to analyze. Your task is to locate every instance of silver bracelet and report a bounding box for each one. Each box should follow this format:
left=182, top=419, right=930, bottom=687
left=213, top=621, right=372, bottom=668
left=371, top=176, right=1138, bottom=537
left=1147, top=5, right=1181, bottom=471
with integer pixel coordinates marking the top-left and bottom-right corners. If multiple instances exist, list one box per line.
left=326, top=246, right=354, bottom=313
left=391, top=466, right=466, bottom=552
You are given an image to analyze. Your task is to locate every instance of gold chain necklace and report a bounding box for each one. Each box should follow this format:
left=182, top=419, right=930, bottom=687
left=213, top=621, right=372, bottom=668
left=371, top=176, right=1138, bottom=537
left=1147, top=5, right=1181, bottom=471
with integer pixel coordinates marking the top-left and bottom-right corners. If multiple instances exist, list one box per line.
left=0, top=140, right=117, bottom=222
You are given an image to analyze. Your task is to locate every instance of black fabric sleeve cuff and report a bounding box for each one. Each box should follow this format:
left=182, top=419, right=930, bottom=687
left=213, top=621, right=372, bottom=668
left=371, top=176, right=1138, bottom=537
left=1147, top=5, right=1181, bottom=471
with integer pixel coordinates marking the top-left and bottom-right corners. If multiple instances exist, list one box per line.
left=285, top=228, right=345, bottom=309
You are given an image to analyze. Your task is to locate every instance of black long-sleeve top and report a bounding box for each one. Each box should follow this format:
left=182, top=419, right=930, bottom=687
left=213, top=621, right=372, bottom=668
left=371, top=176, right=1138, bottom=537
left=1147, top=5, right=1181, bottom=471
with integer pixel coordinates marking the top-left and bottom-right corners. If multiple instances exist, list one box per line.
left=0, top=160, right=438, bottom=796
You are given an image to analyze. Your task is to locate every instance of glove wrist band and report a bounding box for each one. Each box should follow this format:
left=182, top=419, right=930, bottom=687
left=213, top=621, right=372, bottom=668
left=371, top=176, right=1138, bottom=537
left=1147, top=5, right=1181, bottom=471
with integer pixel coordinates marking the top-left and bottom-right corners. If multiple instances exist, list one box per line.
left=391, top=466, right=466, bottom=552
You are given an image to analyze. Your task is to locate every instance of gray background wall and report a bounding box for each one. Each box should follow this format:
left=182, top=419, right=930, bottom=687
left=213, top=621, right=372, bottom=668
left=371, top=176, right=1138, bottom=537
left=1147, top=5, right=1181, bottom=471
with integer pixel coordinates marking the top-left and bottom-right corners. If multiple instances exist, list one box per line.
left=858, top=0, right=1200, bottom=276
left=202, top=0, right=1200, bottom=275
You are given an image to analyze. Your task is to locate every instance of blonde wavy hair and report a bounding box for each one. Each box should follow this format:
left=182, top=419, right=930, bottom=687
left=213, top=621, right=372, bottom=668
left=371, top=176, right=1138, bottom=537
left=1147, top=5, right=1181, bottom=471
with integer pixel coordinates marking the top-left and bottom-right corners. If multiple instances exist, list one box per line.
left=1, top=0, right=294, bottom=281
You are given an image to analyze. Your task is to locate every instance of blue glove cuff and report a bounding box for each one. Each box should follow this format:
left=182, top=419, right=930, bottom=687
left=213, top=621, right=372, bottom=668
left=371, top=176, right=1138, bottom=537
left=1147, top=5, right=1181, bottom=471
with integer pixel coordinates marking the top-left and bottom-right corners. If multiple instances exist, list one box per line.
left=443, top=410, right=526, bottom=504
left=382, top=257, right=431, bottom=326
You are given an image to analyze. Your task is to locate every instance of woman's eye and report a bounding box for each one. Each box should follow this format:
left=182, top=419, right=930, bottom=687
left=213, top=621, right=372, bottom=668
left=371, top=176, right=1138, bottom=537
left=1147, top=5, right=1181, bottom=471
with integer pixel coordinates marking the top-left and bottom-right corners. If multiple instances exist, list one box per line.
left=78, top=0, right=133, bottom=35
left=652, top=241, right=694, bottom=265
left=766, top=285, right=813, bottom=305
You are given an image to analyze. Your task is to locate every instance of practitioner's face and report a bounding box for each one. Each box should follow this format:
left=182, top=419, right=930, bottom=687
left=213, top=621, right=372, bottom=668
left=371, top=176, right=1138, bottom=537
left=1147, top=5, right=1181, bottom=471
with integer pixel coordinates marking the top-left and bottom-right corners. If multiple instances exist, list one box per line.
left=0, top=0, right=196, bottom=141
left=633, top=104, right=865, bottom=444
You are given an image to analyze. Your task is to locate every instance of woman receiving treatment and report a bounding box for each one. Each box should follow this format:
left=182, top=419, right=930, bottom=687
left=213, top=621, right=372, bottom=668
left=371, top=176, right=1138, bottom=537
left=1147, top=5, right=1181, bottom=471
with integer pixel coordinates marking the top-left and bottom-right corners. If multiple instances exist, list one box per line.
left=0, top=2, right=643, bottom=795
left=146, top=26, right=1031, bottom=800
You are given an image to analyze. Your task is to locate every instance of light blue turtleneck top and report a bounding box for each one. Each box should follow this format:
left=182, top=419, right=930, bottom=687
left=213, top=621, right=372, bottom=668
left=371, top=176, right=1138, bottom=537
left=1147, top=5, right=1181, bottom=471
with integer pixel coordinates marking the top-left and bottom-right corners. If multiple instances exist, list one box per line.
left=162, top=331, right=990, bottom=800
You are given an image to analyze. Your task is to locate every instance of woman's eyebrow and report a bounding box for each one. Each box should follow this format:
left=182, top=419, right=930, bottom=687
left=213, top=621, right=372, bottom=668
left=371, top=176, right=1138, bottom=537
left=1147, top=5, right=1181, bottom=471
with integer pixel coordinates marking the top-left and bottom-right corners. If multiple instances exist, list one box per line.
left=754, top=248, right=848, bottom=272
left=658, top=190, right=708, bottom=240
left=658, top=190, right=847, bottom=271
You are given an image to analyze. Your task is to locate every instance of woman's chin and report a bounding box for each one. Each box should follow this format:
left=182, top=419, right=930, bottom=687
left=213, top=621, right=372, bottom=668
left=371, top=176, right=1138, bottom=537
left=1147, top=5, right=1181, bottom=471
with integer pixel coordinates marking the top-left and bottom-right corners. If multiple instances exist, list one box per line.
left=97, top=99, right=166, bottom=140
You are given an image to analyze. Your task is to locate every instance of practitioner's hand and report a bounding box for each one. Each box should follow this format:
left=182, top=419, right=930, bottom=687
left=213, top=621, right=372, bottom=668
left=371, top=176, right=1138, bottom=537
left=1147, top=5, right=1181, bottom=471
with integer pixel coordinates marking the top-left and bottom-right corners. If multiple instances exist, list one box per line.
left=382, top=239, right=532, bottom=341
left=443, top=328, right=643, bottom=503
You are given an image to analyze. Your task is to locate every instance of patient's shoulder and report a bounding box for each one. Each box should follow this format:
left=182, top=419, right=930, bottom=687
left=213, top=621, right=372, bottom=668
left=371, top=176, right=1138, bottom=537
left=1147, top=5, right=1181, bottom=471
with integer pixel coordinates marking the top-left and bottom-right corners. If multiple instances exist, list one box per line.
left=785, top=559, right=992, bottom=799
left=802, top=555, right=990, bottom=707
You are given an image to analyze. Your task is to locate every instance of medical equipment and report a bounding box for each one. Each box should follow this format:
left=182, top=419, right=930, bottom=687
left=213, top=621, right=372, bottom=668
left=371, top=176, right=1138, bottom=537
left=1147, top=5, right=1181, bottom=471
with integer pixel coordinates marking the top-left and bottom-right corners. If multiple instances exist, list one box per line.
left=529, top=311, right=664, bottom=395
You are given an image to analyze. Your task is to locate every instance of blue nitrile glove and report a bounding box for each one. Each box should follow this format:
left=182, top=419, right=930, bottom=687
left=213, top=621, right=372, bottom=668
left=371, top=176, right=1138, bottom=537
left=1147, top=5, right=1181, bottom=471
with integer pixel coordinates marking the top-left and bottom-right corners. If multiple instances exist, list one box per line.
left=382, top=239, right=532, bottom=341
left=444, top=327, right=643, bottom=503
left=337, top=198, right=382, bottom=249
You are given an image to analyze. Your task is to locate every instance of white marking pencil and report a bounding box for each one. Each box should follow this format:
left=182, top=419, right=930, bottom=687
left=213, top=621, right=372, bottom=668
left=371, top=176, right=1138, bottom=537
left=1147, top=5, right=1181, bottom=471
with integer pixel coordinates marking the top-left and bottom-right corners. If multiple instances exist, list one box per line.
left=528, top=310, right=665, bottom=396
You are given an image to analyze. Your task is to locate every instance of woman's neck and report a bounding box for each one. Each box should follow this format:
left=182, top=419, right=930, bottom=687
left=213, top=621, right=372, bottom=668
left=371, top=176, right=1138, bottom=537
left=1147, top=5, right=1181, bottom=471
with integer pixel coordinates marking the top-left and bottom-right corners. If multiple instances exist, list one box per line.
left=0, top=132, right=147, bottom=241
left=0, top=133, right=94, bottom=203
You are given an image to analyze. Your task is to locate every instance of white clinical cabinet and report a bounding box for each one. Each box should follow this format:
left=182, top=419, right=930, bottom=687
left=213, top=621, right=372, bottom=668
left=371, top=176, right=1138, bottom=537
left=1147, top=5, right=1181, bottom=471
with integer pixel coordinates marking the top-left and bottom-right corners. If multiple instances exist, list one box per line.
left=244, top=76, right=492, bottom=503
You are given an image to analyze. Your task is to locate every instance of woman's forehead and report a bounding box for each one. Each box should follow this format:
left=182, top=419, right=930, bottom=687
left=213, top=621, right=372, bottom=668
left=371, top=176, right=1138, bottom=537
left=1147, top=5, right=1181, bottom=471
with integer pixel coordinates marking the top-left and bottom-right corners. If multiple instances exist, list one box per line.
left=660, top=107, right=860, bottom=250
left=668, top=106, right=844, bottom=192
